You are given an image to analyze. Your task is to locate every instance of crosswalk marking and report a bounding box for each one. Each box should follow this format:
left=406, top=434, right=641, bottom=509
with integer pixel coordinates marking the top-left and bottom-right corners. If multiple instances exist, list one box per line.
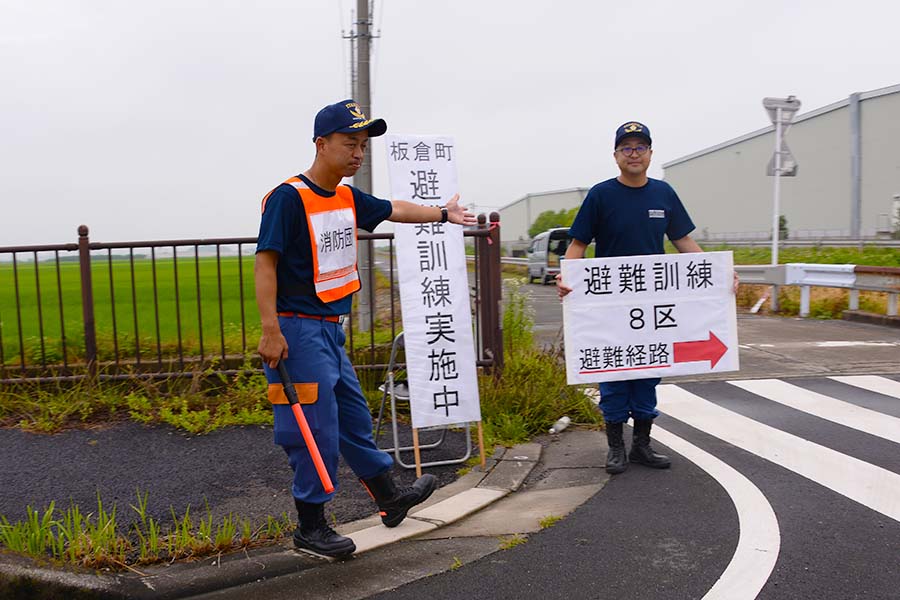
left=830, top=375, right=900, bottom=400
left=652, top=426, right=780, bottom=600
left=657, top=384, right=900, bottom=523
left=728, top=379, right=900, bottom=444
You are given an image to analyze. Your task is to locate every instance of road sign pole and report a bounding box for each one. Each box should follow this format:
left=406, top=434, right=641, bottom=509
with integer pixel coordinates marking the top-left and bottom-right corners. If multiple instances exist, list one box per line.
left=763, top=95, right=800, bottom=313
left=770, top=109, right=783, bottom=311
left=771, top=108, right=782, bottom=268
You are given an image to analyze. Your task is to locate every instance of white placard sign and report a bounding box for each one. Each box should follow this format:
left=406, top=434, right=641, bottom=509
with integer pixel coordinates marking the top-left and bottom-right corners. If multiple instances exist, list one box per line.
left=562, top=251, right=739, bottom=384
left=384, top=134, right=481, bottom=429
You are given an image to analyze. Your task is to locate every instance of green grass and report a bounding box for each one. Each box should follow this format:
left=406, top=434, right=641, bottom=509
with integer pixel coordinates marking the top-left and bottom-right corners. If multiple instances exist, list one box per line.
left=707, top=244, right=900, bottom=267
left=498, top=533, right=527, bottom=550
left=539, top=515, right=563, bottom=529
left=0, top=254, right=403, bottom=369
left=0, top=490, right=294, bottom=570
left=0, top=365, right=272, bottom=433
left=0, top=254, right=259, bottom=366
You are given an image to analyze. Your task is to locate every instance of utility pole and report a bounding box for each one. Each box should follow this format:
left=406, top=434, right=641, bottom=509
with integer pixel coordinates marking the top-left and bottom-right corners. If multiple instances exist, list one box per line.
left=347, top=0, right=376, bottom=331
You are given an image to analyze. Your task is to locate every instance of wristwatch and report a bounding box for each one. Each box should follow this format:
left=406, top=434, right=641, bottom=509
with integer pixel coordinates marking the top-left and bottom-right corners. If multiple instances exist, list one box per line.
left=439, top=206, right=449, bottom=223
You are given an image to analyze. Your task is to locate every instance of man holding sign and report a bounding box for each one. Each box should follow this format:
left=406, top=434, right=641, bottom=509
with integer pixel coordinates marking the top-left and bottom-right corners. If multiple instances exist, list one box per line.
left=255, top=99, right=475, bottom=557
left=557, top=121, right=737, bottom=476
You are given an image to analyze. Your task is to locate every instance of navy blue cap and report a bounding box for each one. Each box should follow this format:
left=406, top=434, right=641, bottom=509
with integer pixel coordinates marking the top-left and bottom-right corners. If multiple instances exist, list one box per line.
left=313, top=99, right=387, bottom=141
left=614, top=121, right=652, bottom=148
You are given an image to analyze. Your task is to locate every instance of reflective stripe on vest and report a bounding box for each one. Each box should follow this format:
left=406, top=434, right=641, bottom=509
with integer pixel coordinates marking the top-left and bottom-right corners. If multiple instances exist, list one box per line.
left=285, top=177, right=360, bottom=303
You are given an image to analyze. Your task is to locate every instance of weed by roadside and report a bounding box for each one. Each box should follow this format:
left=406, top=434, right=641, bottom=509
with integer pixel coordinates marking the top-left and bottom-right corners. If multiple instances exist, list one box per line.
left=539, top=515, right=563, bottom=529
left=498, top=534, right=528, bottom=550
left=0, top=361, right=272, bottom=434
left=0, top=490, right=293, bottom=570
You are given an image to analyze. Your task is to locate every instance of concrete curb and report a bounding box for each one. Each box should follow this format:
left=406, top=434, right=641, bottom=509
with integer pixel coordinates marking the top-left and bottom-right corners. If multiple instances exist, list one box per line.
left=843, top=310, right=900, bottom=329
left=0, top=443, right=542, bottom=600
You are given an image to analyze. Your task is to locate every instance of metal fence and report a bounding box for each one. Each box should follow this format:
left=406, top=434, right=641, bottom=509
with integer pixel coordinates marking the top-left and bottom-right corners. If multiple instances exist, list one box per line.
left=0, top=214, right=503, bottom=384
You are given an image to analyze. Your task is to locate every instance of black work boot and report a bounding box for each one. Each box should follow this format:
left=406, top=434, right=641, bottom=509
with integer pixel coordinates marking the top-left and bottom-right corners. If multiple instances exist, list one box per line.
left=361, top=470, right=437, bottom=528
left=605, top=421, right=628, bottom=474
left=293, top=500, right=356, bottom=558
left=629, top=419, right=671, bottom=469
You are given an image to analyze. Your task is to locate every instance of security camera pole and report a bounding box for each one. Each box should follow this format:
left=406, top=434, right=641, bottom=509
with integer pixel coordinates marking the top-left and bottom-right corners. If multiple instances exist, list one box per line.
left=763, top=95, right=801, bottom=311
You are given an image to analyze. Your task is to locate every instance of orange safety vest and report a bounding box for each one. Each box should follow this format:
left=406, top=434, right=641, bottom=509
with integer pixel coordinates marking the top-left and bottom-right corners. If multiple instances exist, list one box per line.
left=262, top=177, right=361, bottom=303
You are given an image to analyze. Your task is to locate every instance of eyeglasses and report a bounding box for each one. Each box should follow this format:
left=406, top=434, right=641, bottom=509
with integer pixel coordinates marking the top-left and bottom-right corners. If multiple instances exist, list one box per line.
left=616, top=145, right=650, bottom=157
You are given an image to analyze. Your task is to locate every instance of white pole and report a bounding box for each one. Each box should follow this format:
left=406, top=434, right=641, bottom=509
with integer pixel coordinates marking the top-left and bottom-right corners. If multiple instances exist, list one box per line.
left=771, top=108, right=783, bottom=266
left=770, top=108, right=783, bottom=312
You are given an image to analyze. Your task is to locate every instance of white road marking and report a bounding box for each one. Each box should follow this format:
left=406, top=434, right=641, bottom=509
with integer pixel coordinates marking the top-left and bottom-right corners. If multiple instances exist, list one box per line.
left=830, top=375, right=900, bottom=399
left=657, top=385, right=900, bottom=522
left=815, top=341, right=897, bottom=348
left=728, top=379, right=900, bottom=444
left=652, top=426, right=780, bottom=600
left=741, top=341, right=899, bottom=349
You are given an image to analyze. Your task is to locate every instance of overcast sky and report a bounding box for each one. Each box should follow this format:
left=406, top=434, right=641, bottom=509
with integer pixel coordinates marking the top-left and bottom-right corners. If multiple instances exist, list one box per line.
left=2, top=0, right=898, bottom=246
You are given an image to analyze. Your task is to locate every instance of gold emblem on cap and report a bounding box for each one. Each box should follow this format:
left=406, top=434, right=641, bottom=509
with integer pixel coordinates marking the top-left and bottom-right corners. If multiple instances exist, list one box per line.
left=346, top=102, right=367, bottom=120
left=623, top=122, right=643, bottom=133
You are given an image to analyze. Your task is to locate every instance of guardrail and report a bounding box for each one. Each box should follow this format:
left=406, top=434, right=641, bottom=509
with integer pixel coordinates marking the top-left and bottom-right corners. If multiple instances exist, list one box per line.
left=735, top=263, right=900, bottom=317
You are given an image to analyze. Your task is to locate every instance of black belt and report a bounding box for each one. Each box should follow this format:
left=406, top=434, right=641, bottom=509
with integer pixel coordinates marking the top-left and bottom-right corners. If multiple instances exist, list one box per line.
left=277, top=312, right=344, bottom=324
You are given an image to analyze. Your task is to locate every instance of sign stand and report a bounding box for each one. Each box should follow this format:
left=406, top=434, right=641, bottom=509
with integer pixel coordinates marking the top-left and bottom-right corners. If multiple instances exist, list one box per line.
left=477, top=422, right=486, bottom=469
left=411, top=429, right=423, bottom=478
left=374, top=333, right=477, bottom=470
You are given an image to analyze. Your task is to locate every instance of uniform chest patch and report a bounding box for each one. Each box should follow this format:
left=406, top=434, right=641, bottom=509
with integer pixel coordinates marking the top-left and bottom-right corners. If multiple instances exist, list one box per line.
left=648, top=209, right=666, bottom=218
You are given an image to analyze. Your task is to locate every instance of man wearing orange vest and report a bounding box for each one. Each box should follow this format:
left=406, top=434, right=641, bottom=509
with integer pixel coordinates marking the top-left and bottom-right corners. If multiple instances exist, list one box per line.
left=254, top=99, right=476, bottom=558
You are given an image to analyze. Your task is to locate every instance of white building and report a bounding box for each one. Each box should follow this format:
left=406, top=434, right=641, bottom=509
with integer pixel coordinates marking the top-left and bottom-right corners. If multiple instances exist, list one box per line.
left=497, top=187, right=588, bottom=251
left=663, top=84, right=900, bottom=240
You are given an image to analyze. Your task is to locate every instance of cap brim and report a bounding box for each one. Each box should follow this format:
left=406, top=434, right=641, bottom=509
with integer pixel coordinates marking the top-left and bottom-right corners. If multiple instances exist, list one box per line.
left=336, top=118, right=387, bottom=138
left=615, top=132, right=652, bottom=148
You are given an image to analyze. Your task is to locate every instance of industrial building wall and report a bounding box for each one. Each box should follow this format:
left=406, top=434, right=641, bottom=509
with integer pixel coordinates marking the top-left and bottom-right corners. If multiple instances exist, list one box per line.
left=663, top=86, right=900, bottom=239
left=860, top=92, right=900, bottom=234
left=499, top=200, right=530, bottom=243
left=498, top=188, right=588, bottom=243
left=663, top=104, right=852, bottom=238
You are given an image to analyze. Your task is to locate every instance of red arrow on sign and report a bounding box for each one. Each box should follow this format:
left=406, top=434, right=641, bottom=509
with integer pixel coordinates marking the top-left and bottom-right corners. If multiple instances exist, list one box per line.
left=674, top=331, right=728, bottom=369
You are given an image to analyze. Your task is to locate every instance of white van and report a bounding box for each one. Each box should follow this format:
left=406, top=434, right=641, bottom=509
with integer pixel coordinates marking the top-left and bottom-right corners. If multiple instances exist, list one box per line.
left=526, top=227, right=570, bottom=284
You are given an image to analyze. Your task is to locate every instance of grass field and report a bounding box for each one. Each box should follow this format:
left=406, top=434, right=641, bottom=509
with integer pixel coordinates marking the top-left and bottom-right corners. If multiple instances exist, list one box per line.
left=0, top=254, right=259, bottom=367
left=703, top=244, right=900, bottom=267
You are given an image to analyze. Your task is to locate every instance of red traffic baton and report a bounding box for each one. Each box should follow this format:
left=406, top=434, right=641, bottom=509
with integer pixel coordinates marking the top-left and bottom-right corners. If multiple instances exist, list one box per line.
left=277, top=360, right=334, bottom=494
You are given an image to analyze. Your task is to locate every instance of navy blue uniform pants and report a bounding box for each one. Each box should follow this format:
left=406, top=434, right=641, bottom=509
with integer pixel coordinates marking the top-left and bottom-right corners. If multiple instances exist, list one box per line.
left=598, top=377, right=661, bottom=424
left=264, top=316, right=393, bottom=504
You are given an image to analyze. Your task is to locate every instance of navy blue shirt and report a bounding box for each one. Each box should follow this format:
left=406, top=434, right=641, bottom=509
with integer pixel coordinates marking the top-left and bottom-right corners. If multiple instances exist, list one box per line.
left=256, top=174, right=393, bottom=315
left=568, top=178, right=694, bottom=258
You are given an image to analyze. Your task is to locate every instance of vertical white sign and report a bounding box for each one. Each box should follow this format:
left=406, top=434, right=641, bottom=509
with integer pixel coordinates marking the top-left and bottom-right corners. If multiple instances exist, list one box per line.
left=385, top=135, right=481, bottom=429
left=562, top=251, right=739, bottom=384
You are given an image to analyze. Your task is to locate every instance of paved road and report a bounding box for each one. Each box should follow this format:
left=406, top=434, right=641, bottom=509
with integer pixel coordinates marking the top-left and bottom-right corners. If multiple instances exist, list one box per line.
left=368, top=373, right=900, bottom=600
